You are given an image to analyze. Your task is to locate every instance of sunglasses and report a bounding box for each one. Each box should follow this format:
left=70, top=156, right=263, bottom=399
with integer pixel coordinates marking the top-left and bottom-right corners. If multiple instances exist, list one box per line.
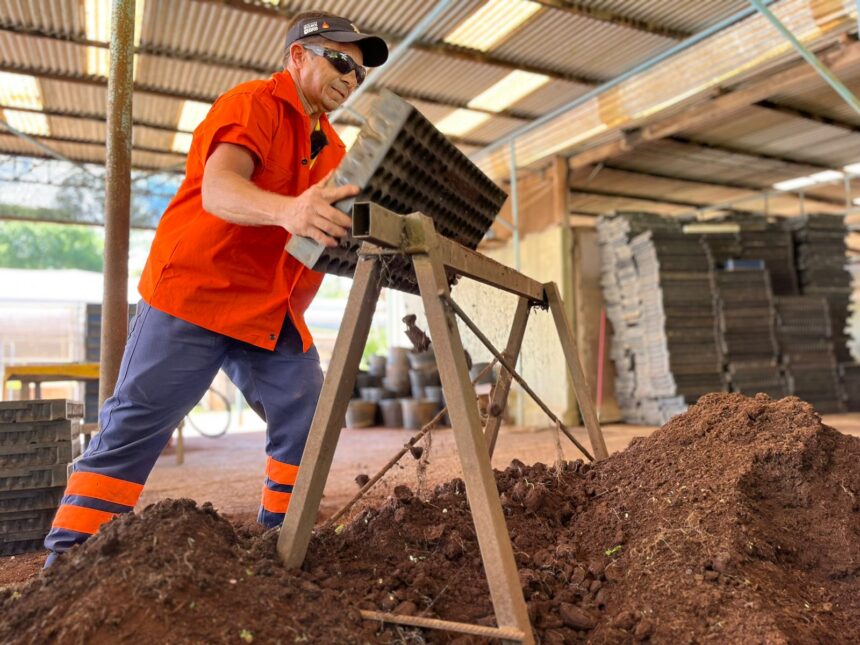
left=303, top=44, right=367, bottom=86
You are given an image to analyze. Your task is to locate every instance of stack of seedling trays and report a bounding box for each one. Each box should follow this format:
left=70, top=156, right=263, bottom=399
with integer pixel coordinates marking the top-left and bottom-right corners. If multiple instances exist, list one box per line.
left=774, top=296, right=843, bottom=412
left=632, top=229, right=725, bottom=404
left=0, top=399, right=82, bottom=555
left=700, top=232, right=741, bottom=267
left=598, top=215, right=645, bottom=422
left=847, top=254, right=860, bottom=362
left=792, top=215, right=851, bottom=362
left=715, top=268, right=787, bottom=398
left=598, top=213, right=717, bottom=425
left=737, top=223, right=798, bottom=296
left=839, top=363, right=860, bottom=411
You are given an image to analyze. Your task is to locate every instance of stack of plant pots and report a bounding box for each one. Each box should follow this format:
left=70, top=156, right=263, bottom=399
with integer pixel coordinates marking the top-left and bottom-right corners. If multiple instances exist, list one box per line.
left=402, top=348, right=443, bottom=430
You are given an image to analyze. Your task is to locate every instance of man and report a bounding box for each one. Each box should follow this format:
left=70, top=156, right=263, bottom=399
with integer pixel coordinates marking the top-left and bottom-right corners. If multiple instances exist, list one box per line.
left=43, top=12, right=388, bottom=565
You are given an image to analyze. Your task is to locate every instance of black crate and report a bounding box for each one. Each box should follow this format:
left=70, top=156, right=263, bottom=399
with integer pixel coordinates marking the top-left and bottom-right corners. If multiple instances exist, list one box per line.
left=0, top=419, right=80, bottom=448
left=0, top=441, right=80, bottom=470
left=0, top=464, right=69, bottom=492
left=0, top=529, right=49, bottom=556
left=0, top=508, right=55, bottom=535
left=0, top=400, right=83, bottom=424
left=0, top=487, right=65, bottom=514
left=290, top=91, right=507, bottom=293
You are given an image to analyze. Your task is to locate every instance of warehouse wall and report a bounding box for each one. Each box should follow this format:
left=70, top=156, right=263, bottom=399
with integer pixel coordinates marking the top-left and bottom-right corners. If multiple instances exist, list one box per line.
left=401, top=224, right=577, bottom=427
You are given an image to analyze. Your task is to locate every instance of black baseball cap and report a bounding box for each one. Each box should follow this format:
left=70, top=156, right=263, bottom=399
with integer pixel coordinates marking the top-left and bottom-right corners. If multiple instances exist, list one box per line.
left=286, top=14, right=389, bottom=67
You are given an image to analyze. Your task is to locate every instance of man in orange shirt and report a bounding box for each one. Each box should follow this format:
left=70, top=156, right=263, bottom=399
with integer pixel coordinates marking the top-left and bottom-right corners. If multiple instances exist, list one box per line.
left=44, top=12, right=388, bottom=565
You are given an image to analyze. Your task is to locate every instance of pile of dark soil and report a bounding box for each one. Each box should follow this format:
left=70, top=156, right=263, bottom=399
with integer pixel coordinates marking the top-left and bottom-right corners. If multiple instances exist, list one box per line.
left=2, top=393, right=858, bottom=643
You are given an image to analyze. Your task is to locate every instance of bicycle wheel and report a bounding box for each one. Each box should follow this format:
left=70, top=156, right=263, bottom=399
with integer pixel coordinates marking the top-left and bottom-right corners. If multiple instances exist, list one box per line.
left=185, top=387, right=232, bottom=438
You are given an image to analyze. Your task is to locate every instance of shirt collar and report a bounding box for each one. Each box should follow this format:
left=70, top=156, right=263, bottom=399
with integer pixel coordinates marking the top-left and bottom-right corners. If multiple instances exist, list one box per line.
left=272, top=71, right=346, bottom=149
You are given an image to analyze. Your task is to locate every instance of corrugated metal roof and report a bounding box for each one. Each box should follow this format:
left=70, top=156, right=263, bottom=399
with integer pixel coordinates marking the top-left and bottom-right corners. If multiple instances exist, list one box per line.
left=381, top=49, right=511, bottom=106
left=680, top=105, right=860, bottom=166
left=281, top=0, right=442, bottom=35
left=508, top=78, right=589, bottom=114
left=0, top=0, right=84, bottom=36
left=0, top=0, right=857, bottom=227
left=0, top=31, right=85, bottom=75
left=582, top=0, right=749, bottom=35
left=47, top=116, right=105, bottom=142
left=40, top=81, right=106, bottom=117
left=467, top=113, right=527, bottom=143
left=493, top=8, right=675, bottom=80
left=136, top=55, right=258, bottom=100
left=144, top=0, right=287, bottom=69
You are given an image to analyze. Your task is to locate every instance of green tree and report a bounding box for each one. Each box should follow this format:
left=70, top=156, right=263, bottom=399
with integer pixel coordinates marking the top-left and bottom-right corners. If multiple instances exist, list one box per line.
left=0, top=221, right=104, bottom=271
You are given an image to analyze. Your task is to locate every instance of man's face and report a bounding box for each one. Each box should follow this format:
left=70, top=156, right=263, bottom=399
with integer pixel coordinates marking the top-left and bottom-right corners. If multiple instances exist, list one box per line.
left=291, top=40, right=364, bottom=113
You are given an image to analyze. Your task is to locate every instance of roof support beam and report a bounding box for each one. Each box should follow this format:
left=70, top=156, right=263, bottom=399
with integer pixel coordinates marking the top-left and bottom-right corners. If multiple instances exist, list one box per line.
left=0, top=104, right=190, bottom=134
left=0, top=130, right=185, bottom=158
left=666, top=135, right=835, bottom=173
left=532, top=1, right=690, bottom=40
left=0, top=147, right=177, bottom=173
left=0, top=18, right=594, bottom=87
left=755, top=99, right=860, bottom=134
left=568, top=185, right=726, bottom=209
left=580, top=163, right=845, bottom=208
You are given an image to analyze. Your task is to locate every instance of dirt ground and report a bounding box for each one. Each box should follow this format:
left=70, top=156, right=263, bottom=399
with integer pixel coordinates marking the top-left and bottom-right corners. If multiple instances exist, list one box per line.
left=2, top=393, right=858, bottom=644
left=2, top=412, right=859, bottom=586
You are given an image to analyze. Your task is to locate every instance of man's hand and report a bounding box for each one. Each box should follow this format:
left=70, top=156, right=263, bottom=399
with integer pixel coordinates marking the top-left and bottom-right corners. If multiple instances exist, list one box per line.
left=201, top=144, right=358, bottom=246
left=280, top=170, right=358, bottom=247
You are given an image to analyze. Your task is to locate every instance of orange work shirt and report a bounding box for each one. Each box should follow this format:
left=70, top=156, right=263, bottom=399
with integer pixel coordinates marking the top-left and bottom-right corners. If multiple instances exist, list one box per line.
left=138, top=71, right=346, bottom=351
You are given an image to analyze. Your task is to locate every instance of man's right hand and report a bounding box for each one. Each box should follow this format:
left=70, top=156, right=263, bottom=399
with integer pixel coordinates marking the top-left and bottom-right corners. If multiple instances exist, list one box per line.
left=280, top=171, right=358, bottom=247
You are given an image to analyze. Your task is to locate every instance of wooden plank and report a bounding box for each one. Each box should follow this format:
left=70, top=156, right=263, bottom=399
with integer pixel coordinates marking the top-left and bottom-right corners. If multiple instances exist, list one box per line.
left=277, top=255, right=383, bottom=567
left=544, top=282, right=609, bottom=460
left=484, top=298, right=530, bottom=457
left=412, top=228, right=534, bottom=644
left=360, top=610, right=525, bottom=641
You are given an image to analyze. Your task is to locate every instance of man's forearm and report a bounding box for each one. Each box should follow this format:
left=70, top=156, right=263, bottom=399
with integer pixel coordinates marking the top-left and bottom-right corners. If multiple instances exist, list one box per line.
left=201, top=168, right=292, bottom=228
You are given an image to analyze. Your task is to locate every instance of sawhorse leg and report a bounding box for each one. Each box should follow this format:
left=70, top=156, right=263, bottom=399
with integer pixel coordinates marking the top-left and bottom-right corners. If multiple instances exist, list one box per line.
left=545, top=282, right=608, bottom=460
left=413, top=242, right=533, bottom=644
left=484, top=297, right=530, bottom=458
left=278, top=256, right=383, bottom=567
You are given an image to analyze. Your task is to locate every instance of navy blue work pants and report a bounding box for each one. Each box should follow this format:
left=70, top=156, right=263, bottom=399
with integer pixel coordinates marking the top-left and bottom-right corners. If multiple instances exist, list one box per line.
left=44, top=300, right=323, bottom=554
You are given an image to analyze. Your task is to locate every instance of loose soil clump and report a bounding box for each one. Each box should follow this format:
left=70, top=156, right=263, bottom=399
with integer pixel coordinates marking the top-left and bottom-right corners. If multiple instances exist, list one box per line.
left=2, top=393, right=858, bottom=643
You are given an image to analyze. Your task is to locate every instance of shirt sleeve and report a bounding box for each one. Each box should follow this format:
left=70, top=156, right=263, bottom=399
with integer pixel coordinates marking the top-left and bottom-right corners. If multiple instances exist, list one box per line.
left=193, top=91, right=278, bottom=168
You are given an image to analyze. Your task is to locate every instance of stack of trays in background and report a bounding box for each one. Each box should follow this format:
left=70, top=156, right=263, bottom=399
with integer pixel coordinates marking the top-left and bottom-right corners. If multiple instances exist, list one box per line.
left=774, top=296, right=843, bottom=412
left=598, top=213, right=717, bottom=425
left=700, top=232, right=741, bottom=267
left=737, top=223, right=798, bottom=296
left=714, top=269, right=787, bottom=398
left=847, top=254, right=860, bottom=363
left=632, top=230, right=724, bottom=404
left=792, top=215, right=851, bottom=362
left=598, top=216, right=641, bottom=422
left=0, top=399, right=82, bottom=555
left=839, top=363, right=860, bottom=411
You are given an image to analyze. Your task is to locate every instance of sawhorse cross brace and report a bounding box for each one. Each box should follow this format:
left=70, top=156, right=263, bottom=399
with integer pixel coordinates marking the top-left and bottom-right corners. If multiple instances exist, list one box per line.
left=278, top=203, right=609, bottom=644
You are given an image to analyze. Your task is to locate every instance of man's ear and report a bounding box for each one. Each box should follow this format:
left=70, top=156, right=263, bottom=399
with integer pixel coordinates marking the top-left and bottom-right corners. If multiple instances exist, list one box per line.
left=289, top=42, right=307, bottom=69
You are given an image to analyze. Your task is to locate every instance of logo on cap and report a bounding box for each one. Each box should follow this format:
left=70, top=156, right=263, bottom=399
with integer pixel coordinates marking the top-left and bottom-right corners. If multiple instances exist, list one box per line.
left=322, top=21, right=330, bottom=29
left=303, top=21, right=318, bottom=35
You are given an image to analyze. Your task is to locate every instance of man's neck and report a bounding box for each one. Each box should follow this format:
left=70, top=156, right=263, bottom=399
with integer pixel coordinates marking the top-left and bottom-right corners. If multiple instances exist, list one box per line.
left=288, top=69, right=322, bottom=127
